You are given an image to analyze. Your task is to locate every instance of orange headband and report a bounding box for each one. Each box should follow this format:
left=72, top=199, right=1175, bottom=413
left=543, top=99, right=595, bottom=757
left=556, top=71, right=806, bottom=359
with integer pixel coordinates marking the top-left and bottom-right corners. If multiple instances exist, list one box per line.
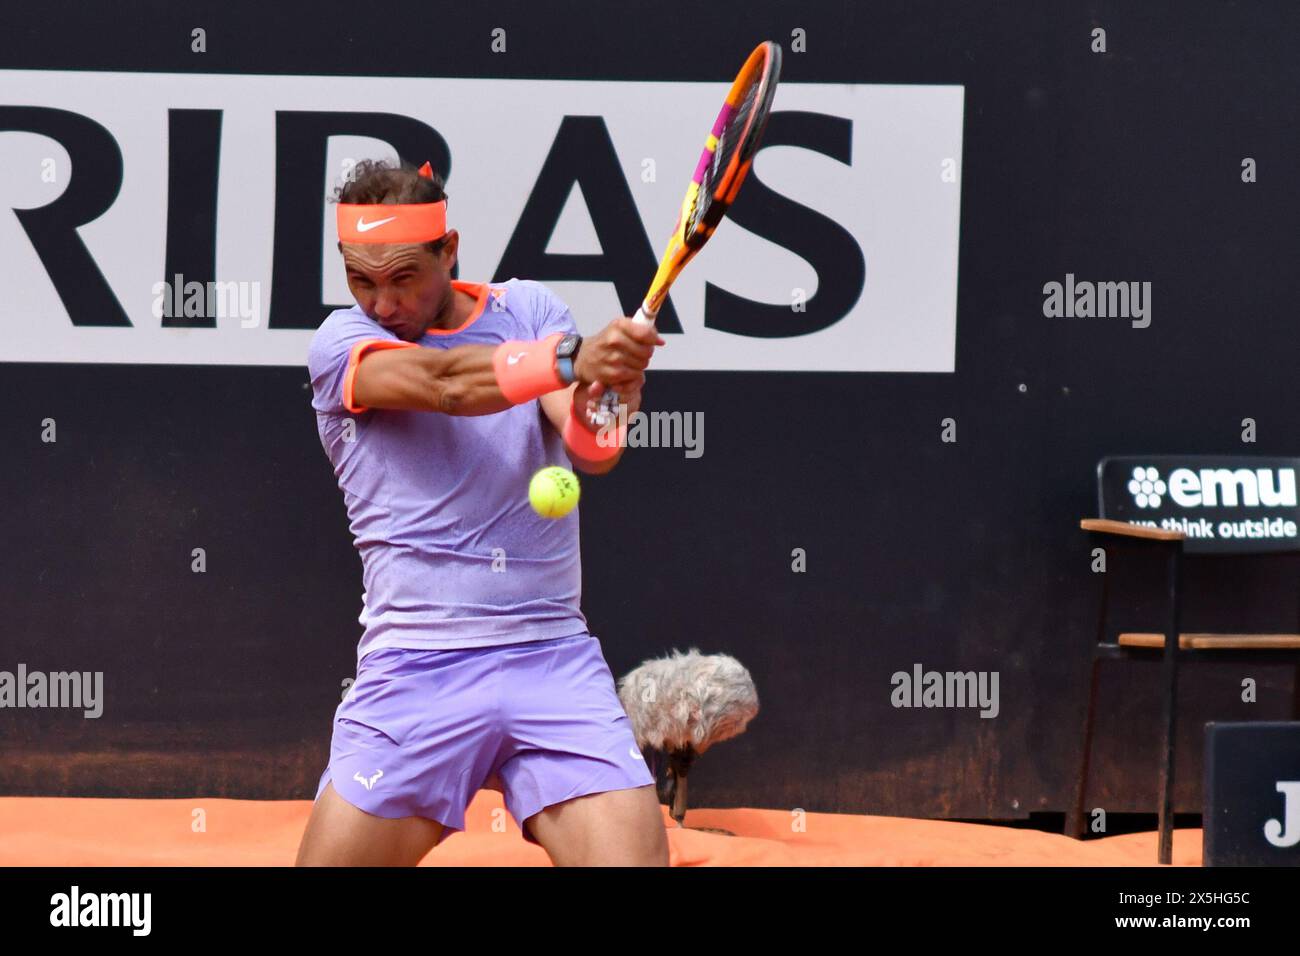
left=336, top=161, right=449, bottom=244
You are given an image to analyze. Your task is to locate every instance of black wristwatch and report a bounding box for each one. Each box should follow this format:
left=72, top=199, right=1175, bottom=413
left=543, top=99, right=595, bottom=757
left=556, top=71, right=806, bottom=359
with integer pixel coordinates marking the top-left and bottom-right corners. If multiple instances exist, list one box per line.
left=555, top=333, right=582, bottom=385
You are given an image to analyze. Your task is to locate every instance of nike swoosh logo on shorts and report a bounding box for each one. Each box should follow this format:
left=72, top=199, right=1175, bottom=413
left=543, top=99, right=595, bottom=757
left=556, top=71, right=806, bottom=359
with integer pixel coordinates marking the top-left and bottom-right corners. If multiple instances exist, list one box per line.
left=506, top=352, right=528, bottom=365
left=356, top=216, right=397, bottom=232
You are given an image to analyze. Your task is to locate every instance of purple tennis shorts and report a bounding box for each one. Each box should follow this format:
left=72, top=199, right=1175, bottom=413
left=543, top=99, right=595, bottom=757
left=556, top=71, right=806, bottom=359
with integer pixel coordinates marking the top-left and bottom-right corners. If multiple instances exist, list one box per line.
left=313, top=632, right=655, bottom=846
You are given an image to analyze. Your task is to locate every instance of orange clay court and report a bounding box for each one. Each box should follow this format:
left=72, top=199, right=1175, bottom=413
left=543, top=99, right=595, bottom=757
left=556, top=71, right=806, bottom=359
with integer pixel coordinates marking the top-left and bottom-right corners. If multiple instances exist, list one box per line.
left=0, top=796, right=1201, bottom=867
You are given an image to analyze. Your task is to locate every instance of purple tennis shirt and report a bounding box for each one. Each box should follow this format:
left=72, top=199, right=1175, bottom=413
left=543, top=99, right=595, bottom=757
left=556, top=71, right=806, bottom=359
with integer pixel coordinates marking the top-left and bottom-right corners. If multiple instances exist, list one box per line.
left=307, top=277, right=588, bottom=662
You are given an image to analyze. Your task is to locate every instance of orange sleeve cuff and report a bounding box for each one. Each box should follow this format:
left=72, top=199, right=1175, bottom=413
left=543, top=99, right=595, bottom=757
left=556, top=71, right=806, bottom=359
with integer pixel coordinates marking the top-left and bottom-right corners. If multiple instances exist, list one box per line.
left=342, top=339, right=420, bottom=413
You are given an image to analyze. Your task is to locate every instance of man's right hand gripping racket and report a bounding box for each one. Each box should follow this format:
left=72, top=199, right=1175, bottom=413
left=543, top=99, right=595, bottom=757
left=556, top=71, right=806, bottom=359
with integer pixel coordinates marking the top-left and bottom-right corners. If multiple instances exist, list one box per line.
left=588, top=40, right=783, bottom=428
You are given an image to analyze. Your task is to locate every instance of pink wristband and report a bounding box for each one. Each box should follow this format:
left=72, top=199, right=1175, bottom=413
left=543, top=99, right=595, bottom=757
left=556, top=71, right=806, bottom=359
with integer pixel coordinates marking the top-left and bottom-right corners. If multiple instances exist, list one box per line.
left=493, top=333, right=566, bottom=404
left=563, top=405, right=626, bottom=461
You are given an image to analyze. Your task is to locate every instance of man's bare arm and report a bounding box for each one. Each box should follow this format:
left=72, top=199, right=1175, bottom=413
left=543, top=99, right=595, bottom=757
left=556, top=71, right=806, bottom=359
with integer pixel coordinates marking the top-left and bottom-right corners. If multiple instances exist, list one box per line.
left=350, top=317, right=661, bottom=416
left=351, top=344, right=512, bottom=416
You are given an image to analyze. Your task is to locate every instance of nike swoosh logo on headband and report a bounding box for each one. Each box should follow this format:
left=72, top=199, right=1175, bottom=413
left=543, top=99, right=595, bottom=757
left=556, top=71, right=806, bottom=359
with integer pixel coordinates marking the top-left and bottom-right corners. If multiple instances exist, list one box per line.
left=355, top=216, right=397, bottom=232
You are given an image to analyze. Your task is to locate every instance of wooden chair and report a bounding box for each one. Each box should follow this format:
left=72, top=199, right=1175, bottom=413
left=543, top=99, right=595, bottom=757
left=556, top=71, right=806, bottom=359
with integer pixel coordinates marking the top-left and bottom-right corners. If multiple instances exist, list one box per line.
left=1066, top=458, right=1300, bottom=864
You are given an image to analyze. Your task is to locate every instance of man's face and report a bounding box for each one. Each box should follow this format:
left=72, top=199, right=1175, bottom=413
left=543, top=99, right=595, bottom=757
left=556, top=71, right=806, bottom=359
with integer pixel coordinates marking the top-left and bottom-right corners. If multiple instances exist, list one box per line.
left=340, top=232, right=458, bottom=341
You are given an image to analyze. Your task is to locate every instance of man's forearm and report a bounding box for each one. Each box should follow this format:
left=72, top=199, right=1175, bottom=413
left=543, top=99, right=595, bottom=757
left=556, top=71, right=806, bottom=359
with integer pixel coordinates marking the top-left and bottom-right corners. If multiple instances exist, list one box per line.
left=437, top=332, right=586, bottom=415
left=569, top=443, right=626, bottom=475
left=565, top=388, right=636, bottom=475
left=432, top=344, right=516, bottom=416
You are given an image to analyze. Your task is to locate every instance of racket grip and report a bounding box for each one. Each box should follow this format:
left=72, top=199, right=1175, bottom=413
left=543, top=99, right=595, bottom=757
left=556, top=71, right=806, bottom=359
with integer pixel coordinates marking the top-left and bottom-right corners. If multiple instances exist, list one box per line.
left=587, top=306, right=657, bottom=428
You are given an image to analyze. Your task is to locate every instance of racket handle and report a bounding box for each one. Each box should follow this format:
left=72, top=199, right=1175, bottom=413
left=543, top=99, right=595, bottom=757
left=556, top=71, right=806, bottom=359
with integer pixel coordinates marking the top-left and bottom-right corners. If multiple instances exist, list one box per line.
left=587, top=306, right=657, bottom=428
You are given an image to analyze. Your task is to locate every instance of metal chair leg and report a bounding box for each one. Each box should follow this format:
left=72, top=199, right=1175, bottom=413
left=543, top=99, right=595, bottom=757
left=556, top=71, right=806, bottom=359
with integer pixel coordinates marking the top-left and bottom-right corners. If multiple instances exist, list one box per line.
left=1155, top=543, right=1183, bottom=865
left=1068, top=540, right=1111, bottom=839
left=1068, top=653, right=1103, bottom=839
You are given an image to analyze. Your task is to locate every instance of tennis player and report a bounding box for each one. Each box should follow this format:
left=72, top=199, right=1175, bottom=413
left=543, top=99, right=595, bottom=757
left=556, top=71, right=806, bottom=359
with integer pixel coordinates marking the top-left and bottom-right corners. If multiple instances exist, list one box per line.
left=295, top=158, right=669, bottom=866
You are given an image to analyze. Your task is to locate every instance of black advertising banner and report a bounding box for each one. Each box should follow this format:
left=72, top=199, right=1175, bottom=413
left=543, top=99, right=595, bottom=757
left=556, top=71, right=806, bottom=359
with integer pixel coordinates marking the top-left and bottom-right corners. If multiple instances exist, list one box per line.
left=1204, top=722, right=1300, bottom=866
left=1098, top=456, right=1300, bottom=554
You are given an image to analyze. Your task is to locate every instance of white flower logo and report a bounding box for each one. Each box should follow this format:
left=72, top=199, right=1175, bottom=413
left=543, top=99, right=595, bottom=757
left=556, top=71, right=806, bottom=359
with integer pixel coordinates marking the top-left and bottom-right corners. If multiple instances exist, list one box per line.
left=1127, top=466, right=1167, bottom=508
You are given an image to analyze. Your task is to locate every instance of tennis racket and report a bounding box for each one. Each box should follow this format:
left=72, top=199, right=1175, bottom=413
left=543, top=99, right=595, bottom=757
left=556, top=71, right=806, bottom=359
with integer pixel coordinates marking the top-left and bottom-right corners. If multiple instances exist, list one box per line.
left=589, top=40, right=783, bottom=427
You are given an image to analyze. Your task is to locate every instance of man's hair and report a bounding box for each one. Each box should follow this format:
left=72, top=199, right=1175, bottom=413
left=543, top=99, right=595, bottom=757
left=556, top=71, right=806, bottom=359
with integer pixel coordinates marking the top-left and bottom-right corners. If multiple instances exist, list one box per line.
left=331, top=158, right=451, bottom=257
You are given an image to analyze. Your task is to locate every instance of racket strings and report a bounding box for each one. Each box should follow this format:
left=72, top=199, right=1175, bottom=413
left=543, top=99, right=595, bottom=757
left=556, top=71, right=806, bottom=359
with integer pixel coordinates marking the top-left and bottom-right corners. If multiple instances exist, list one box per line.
left=688, top=77, right=762, bottom=238
left=713, top=77, right=761, bottom=184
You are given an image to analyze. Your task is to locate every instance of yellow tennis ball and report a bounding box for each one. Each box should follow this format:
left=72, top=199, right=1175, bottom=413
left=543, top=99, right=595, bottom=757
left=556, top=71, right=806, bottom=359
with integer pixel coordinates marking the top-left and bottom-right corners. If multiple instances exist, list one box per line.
left=529, top=466, right=580, bottom=518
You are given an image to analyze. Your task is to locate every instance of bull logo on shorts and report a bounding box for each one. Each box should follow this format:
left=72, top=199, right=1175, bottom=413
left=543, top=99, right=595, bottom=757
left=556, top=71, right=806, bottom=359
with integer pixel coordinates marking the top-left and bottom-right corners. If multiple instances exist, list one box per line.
left=353, top=769, right=384, bottom=790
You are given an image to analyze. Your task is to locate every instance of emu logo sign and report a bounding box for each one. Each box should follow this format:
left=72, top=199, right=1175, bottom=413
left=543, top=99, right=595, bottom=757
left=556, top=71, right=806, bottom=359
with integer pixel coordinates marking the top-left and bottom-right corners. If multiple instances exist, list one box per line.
left=1102, top=457, right=1300, bottom=554
left=1129, top=465, right=1297, bottom=509
left=1264, top=781, right=1300, bottom=848
left=1165, top=467, right=1297, bottom=508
